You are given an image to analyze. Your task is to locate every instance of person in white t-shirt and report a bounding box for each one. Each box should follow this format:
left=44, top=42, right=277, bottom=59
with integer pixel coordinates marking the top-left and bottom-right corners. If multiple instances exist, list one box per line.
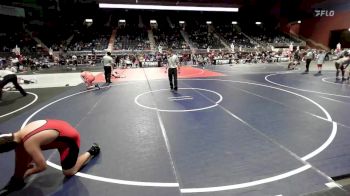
left=336, top=43, right=341, bottom=53
left=165, top=49, right=180, bottom=91
left=316, top=50, right=326, bottom=74
left=72, top=55, right=78, bottom=67
left=101, top=52, right=114, bottom=84
left=305, top=50, right=313, bottom=73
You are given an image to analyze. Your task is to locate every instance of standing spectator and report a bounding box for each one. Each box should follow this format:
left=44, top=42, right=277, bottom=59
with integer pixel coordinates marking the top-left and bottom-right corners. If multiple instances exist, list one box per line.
left=102, top=52, right=114, bottom=84
left=316, top=50, right=326, bottom=74
left=192, top=54, right=196, bottom=65
left=165, top=49, right=180, bottom=91
left=0, top=69, right=27, bottom=101
left=72, top=55, right=78, bottom=67
left=157, top=54, right=162, bottom=67
left=336, top=42, right=341, bottom=53
left=197, top=55, right=204, bottom=68
left=11, top=57, right=20, bottom=71
left=0, top=58, right=4, bottom=69
left=115, top=56, right=120, bottom=68
left=138, top=54, right=143, bottom=68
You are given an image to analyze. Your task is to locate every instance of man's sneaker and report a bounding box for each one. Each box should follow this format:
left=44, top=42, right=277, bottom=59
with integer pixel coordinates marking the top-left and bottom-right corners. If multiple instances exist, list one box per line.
left=95, top=84, right=100, bottom=90
left=87, top=143, right=100, bottom=157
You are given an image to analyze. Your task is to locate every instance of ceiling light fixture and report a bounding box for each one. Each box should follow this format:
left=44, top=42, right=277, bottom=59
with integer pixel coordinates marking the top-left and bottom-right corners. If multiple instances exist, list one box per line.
left=99, top=3, right=239, bottom=12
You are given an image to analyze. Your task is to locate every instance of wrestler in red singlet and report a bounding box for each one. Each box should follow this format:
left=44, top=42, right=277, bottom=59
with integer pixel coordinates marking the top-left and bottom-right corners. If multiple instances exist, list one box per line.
left=80, top=71, right=96, bottom=89
left=20, top=119, right=80, bottom=170
left=0, top=119, right=100, bottom=193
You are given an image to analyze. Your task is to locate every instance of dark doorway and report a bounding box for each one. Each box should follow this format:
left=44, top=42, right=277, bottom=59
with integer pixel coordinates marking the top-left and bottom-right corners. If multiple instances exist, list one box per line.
left=329, top=29, right=350, bottom=49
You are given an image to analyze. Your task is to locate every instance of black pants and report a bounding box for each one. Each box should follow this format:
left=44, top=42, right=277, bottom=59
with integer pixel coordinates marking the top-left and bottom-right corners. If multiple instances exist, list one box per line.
left=335, top=62, right=345, bottom=78
left=168, top=68, right=178, bottom=90
left=104, top=66, right=112, bottom=83
left=0, top=74, right=27, bottom=100
left=73, top=60, right=78, bottom=67
left=305, top=59, right=311, bottom=72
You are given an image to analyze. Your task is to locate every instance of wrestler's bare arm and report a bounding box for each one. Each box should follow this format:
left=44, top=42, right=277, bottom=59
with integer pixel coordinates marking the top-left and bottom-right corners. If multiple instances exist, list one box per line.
left=23, top=144, right=47, bottom=178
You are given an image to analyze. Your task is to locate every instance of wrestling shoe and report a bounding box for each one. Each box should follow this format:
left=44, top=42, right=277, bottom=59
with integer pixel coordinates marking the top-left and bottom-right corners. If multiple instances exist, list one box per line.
left=1, top=176, right=25, bottom=194
left=87, top=143, right=100, bottom=157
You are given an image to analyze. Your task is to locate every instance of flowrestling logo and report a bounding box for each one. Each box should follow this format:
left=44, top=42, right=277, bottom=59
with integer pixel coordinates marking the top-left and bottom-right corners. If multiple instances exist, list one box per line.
left=314, top=9, right=335, bottom=17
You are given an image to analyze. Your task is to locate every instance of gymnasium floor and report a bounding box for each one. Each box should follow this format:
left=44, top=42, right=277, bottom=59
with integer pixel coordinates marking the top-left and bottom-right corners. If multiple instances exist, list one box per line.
left=1, top=62, right=350, bottom=196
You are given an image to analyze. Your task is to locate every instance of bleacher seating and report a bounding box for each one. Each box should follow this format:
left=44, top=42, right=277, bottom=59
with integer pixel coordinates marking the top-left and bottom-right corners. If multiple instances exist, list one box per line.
left=152, top=23, right=189, bottom=50
left=187, top=24, right=224, bottom=49
left=216, top=24, right=254, bottom=48
left=115, top=24, right=150, bottom=50
left=241, top=24, right=301, bottom=46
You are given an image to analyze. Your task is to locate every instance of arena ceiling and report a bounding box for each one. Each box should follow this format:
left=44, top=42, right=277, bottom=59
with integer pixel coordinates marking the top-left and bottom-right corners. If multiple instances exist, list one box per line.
left=1, top=0, right=347, bottom=23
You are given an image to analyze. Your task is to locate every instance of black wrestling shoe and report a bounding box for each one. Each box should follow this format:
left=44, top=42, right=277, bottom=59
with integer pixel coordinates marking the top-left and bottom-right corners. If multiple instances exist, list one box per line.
left=1, top=176, right=25, bottom=194
left=87, top=143, right=100, bottom=157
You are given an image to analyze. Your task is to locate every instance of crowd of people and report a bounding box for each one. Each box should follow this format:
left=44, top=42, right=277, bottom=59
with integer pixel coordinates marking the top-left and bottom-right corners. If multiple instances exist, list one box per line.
left=216, top=25, right=255, bottom=49
left=242, top=24, right=300, bottom=47
left=153, top=27, right=190, bottom=50
left=187, top=25, right=224, bottom=49
left=287, top=47, right=350, bottom=78
left=114, top=25, right=150, bottom=51
left=1, top=17, right=348, bottom=79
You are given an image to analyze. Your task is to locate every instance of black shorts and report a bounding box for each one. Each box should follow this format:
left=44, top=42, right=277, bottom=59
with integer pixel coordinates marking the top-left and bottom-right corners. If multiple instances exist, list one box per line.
left=55, top=137, right=80, bottom=170
left=335, top=62, right=340, bottom=69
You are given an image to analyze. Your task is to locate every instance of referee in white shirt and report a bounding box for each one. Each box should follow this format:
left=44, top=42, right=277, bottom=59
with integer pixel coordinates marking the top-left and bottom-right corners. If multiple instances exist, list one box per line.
left=305, top=50, right=313, bottom=73
left=166, top=49, right=180, bottom=91
left=102, top=52, right=114, bottom=84
left=0, top=69, right=27, bottom=101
